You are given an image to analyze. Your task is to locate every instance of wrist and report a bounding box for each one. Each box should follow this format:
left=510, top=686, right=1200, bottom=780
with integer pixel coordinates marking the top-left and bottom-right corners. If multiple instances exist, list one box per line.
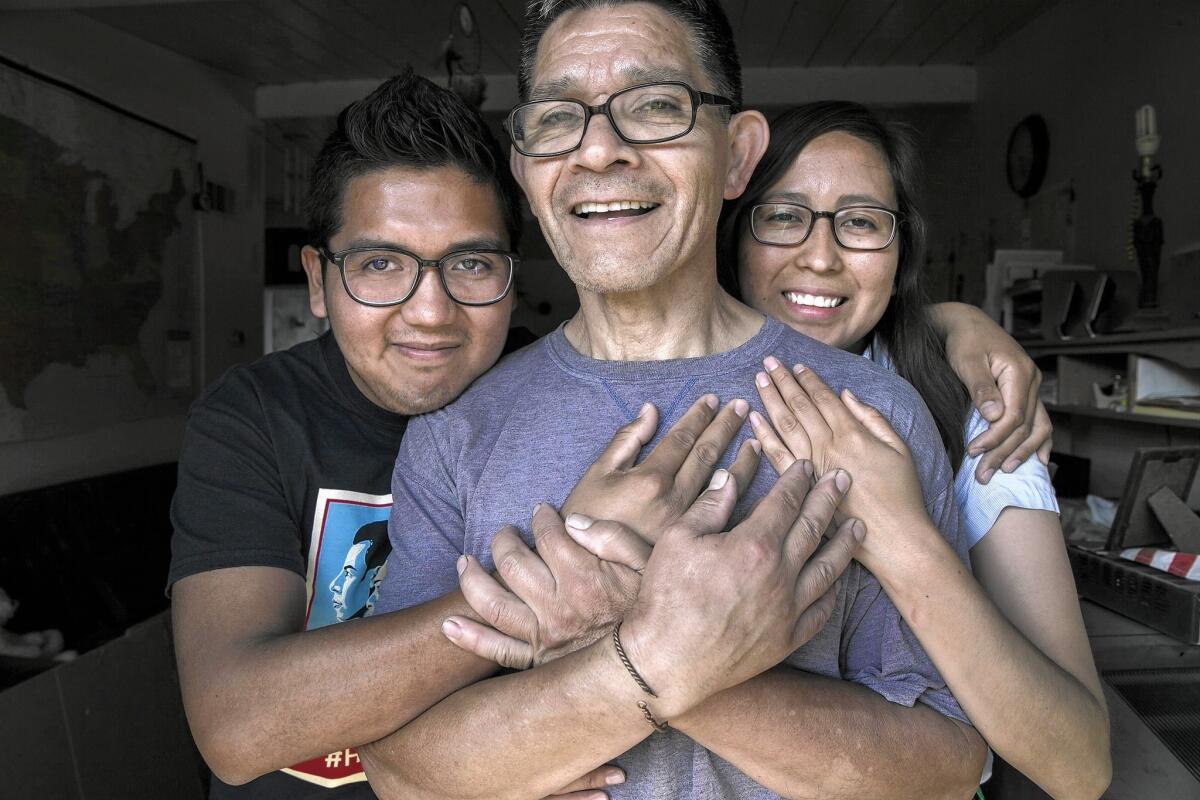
left=613, top=613, right=701, bottom=721
left=865, top=522, right=968, bottom=614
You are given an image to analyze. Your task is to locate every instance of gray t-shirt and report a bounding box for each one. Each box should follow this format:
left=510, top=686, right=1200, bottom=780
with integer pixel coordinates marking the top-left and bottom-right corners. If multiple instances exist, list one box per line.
left=376, top=317, right=970, bottom=800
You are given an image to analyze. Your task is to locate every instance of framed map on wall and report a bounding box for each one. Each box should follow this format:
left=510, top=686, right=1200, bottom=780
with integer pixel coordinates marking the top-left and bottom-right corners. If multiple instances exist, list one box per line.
left=0, top=57, right=198, bottom=443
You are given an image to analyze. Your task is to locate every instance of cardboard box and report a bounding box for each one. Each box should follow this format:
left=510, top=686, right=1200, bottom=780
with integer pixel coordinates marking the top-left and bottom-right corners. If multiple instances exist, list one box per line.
left=0, top=612, right=205, bottom=799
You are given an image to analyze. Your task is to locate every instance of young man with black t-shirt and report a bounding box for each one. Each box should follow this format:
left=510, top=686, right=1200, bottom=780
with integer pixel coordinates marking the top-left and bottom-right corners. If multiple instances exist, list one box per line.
left=166, top=71, right=622, bottom=800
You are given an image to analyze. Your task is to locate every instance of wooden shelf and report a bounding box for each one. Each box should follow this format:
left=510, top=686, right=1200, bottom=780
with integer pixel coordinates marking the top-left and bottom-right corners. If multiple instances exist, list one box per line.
left=1046, top=403, right=1200, bottom=430
left=1023, top=327, right=1200, bottom=368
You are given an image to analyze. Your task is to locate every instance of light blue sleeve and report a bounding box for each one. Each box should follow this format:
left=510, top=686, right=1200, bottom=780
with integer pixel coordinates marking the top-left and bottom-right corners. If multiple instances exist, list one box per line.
left=955, top=409, right=1059, bottom=549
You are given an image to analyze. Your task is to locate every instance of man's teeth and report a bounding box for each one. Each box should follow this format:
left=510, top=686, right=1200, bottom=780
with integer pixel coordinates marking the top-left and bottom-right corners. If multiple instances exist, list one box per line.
left=785, top=292, right=845, bottom=308
left=572, top=200, right=657, bottom=215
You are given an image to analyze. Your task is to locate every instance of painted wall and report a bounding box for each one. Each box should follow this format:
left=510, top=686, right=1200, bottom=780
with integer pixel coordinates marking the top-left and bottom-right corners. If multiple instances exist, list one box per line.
left=0, top=10, right=264, bottom=494
left=970, top=0, right=1200, bottom=498
left=968, top=0, right=1200, bottom=304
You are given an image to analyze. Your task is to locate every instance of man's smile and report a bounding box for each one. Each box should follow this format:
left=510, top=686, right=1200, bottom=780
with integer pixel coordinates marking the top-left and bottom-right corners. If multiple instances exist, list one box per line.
left=570, top=199, right=660, bottom=219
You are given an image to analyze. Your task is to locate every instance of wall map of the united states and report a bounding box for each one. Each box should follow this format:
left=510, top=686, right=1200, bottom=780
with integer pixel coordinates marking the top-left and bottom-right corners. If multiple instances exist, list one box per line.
left=0, top=61, right=196, bottom=442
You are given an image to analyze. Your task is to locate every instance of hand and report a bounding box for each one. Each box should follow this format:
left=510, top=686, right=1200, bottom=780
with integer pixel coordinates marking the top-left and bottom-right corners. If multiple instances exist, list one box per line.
left=444, top=503, right=644, bottom=668
left=563, top=394, right=761, bottom=544
left=937, top=302, right=1053, bottom=481
left=543, top=765, right=624, bottom=799
left=443, top=397, right=761, bottom=669
left=619, top=462, right=863, bottom=720
left=749, top=357, right=932, bottom=568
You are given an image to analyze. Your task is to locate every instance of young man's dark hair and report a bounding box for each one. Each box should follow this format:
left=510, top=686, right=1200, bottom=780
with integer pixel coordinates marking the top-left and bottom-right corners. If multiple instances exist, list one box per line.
left=517, top=0, right=742, bottom=112
left=305, top=67, right=523, bottom=251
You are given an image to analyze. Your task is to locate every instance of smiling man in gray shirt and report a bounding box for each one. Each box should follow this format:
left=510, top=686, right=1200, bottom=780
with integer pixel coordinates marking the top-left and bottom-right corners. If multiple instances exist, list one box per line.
left=363, top=2, right=986, bottom=798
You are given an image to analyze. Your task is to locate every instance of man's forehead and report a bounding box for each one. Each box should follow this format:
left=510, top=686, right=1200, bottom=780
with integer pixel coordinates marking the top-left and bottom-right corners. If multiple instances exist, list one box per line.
left=529, top=3, right=707, bottom=98
left=529, top=64, right=697, bottom=101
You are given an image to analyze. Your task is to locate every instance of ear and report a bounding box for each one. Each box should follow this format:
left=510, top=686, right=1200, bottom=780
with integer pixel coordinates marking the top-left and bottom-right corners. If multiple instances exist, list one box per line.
left=722, top=109, right=770, bottom=201
left=509, top=146, right=535, bottom=218
left=300, top=245, right=329, bottom=319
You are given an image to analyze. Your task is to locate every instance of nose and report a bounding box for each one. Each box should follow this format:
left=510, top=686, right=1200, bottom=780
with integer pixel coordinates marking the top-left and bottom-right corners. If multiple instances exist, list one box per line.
left=400, top=265, right=458, bottom=327
left=796, top=216, right=843, bottom=274
left=569, top=111, right=638, bottom=173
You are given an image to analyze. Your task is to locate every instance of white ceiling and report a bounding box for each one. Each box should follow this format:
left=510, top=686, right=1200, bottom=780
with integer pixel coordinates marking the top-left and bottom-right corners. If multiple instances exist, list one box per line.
left=52, top=0, right=1062, bottom=86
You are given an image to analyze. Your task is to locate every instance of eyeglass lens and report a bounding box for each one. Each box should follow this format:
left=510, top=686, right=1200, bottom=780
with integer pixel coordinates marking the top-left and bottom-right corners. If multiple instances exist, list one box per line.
left=751, top=205, right=896, bottom=250
left=511, top=83, right=695, bottom=155
left=341, top=250, right=512, bottom=305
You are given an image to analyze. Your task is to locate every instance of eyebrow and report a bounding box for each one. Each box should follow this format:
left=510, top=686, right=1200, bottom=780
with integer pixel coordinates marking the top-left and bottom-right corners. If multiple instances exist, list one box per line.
left=529, top=66, right=696, bottom=101
left=338, top=237, right=508, bottom=253
left=768, top=191, right=893, bottom=208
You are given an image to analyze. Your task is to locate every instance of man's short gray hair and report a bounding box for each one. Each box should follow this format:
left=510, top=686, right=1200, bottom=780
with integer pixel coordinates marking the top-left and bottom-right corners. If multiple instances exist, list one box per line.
left=517, top=0, right=743, bottom=112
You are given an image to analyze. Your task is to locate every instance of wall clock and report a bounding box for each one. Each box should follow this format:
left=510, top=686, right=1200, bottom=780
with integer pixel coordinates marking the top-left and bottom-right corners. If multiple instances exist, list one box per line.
left=1006, top=114, right=1049, bottom=198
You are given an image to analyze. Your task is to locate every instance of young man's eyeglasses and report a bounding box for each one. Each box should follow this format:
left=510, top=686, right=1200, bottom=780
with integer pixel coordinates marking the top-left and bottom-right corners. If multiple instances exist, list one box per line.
left=319, top=247, right=518, bottom=307
left=506, top=81, right=733, bottom=157
left=749, top=204, right=901, bottom=251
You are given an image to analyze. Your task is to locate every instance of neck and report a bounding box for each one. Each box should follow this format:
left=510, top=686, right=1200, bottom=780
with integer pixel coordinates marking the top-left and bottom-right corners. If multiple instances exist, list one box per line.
left=564, top=267, right=763, bottom=361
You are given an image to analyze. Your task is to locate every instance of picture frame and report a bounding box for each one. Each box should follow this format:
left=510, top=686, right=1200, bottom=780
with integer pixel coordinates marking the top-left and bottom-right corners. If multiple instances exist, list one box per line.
left=1107, top=446, right=1200, bottom=550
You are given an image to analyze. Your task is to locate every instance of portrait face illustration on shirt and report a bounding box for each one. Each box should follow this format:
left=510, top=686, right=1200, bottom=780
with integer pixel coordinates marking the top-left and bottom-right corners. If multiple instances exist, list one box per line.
left=304, top=488, right=392, bottom=630
left=329, top=520, right=390, bottom=622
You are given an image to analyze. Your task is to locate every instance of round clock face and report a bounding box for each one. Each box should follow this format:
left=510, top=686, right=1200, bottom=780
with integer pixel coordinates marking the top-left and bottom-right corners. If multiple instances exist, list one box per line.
left=1006, top=114, right=1049, bottom=198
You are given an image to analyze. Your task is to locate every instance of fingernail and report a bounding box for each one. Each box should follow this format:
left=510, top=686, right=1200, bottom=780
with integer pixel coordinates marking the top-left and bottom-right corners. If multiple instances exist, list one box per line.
left=456, top=555, right=468, bottom=575
left=707, top=469, right=729, bottom=491
left=764, top=355, right=781, bottom=370
left=606, top=769, right=626, bottom=785
left=834, top=469, right=851, bottom=492
left=792, top=363, right=806, bottom=374
left=980, top=468, right=995, bottom=483
left=755, top=371, right=770, bottom=388
left=749, top=438, right=762, bottom=454
left=532, top=501, right=545, bottom=515
left=852, top=520, right=866, bottom=542
left=703, top=393, right=718, bottom=410
left=967, top=446, right=985, bottom=457
left=1002, top=459, right=1021, bottom=472
left=843, top=388, right=858, bottom=402
left=638, top=402, right=653, bottom=418
left=802, top=460, right=815, bottom=479
left=732, top=398, right=749, bottom=417
left=442, top=618, right=462, bottom=639
left=748, top=410, right=764, bottom=428
left=566, top=512, right=594, bottom=530
left=980, top=401, right=1000, bottom=418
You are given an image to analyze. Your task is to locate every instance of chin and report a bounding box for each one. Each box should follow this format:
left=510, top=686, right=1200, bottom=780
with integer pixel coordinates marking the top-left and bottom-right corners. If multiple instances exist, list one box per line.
left=562, top=256, right=667, bottom=296
left=395, top=378, right=474, bottom=415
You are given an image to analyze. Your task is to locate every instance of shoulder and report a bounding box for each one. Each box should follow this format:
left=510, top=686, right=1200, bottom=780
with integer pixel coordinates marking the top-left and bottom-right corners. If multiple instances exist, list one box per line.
left=194, top=336, right=328, bottom=412
left=401, top=335, right=552, bottom=450
left=955, top=409, right=1059, bottom=547
left=770, top=325, right=927, bottom=421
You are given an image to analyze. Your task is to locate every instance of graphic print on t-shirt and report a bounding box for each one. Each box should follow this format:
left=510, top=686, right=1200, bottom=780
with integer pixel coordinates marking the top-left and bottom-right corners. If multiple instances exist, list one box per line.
left=304, top=488, right=393, bottom=630
left=282, top=488, right=392, bottom=789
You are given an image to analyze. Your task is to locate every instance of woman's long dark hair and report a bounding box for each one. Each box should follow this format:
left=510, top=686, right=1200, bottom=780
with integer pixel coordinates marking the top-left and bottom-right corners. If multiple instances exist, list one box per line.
left=718, top=101, right=970, bottom=469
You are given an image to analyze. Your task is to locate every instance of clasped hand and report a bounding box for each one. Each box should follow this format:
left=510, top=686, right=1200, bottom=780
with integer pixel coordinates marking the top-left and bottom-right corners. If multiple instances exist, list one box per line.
left=443, top=394, right=761, bottom=669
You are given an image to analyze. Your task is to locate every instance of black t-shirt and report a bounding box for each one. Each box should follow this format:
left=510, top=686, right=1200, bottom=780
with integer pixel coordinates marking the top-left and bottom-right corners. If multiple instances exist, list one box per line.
left=170, top=332, right=407, bottom=799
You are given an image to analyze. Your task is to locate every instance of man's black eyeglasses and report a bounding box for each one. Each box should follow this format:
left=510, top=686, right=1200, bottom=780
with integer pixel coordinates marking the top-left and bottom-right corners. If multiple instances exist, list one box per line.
left=319, top=246, right=518, bottom=307
left=506, top=81, right=733, bottom=157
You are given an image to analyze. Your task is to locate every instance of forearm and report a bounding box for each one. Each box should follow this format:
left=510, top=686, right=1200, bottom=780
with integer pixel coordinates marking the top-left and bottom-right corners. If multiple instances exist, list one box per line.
left=673, top=667, right=985, bottom=800
left=868, top=527, right=1110, bottom=800
left=176, top=591, right=494, bottom=784
left=361, top=637, right=651, bottom=800
left=926, top=301, right=982, bottom=337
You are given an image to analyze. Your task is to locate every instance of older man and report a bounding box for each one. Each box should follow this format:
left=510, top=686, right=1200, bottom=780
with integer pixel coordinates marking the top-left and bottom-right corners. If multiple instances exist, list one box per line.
left=363, top=2, right=987, bottom=799
left=169, top=64, right=852, bottom=800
